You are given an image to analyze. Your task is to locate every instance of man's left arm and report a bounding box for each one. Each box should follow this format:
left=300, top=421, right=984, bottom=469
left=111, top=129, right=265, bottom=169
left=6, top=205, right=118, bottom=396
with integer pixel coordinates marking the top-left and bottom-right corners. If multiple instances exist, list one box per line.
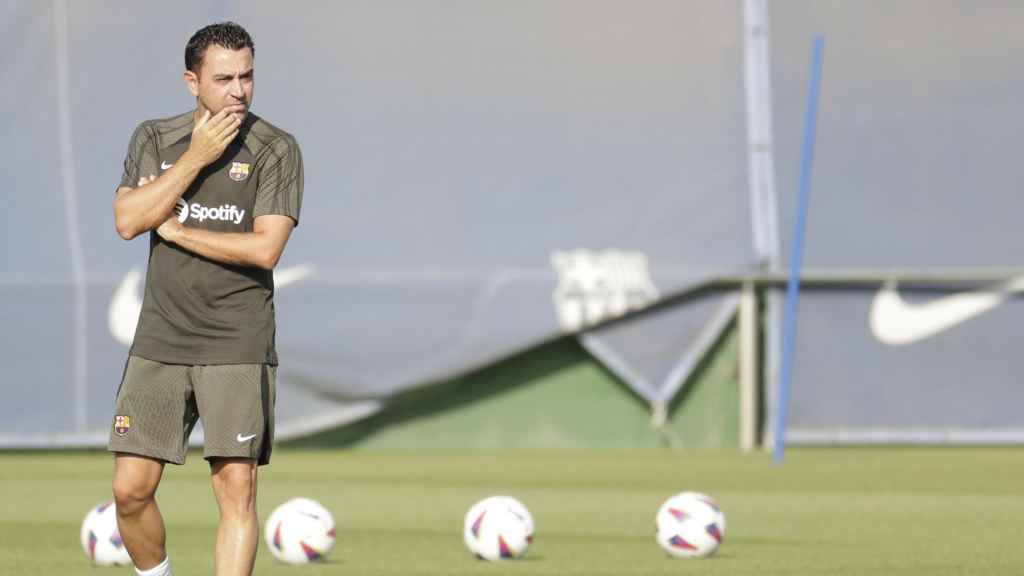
left=159, top=132, right=303, bottom=269
left=157, top=214, right=295, bottom=270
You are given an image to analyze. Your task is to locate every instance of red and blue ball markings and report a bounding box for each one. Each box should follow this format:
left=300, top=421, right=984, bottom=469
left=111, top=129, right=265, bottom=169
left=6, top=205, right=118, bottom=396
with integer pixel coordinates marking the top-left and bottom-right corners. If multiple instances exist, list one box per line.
left=87, top=502, right=126, bottom=560
left=471, top=510, right=486, bottom=538
left=300, top=542, right=323, bottom=561
left=273, top=522, right=283, bottom=551
left=498, top=535, right=513, bottom=558
left=667, top=507, right=689, bottom=521
left=273, top=518, right=333, bottom=561
left=668, top=535, right=698, bottom=550
left=88, top=531, right=98, bottom=560
left=706, top=523, right=722, bottom=542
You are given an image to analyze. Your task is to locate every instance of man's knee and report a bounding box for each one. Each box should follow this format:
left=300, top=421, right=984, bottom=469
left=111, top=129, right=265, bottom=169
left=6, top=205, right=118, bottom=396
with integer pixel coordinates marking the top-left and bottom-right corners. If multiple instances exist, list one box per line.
left=211, top=459, right=257, bottom=515
left=112, top=455, right=162, bottom=516
left=112, top=476, right=158, bottom=517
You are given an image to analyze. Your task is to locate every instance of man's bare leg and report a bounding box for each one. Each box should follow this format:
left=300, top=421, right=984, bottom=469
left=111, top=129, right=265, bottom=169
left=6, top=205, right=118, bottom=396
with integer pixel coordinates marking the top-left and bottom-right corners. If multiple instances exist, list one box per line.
left=112, top=454, right=168, bottom=570
left=210, top=458, right=259, bottom=576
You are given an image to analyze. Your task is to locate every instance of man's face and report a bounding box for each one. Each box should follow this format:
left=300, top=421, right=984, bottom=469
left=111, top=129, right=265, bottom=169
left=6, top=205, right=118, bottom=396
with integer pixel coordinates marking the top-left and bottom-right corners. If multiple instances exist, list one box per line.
left=185, top=45, right=253, bottom=121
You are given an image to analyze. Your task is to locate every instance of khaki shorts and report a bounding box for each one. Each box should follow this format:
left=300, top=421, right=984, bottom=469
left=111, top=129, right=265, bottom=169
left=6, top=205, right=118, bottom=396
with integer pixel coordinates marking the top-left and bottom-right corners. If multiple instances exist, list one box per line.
left=107, top=356, right=275, bottom=465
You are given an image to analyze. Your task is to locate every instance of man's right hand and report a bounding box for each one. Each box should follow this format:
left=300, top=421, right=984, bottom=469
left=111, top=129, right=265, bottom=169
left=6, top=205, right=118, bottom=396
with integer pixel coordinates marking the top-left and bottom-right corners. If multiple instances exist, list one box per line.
left=185, top=108, right=241, bottom=167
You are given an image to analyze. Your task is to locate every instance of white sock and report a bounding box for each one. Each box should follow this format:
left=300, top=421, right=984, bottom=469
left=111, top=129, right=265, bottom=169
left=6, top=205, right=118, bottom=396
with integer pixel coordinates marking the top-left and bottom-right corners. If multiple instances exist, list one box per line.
left=135, top=556, right=171, bottom=576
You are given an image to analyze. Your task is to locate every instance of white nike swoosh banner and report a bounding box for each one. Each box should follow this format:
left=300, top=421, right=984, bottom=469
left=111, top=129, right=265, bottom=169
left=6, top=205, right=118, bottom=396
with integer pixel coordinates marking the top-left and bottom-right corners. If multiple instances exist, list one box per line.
left=108, top=268, right=144, bottom=347
left=274, top=264, right=316, bottom=289
left=869, top=277, right=1024, bottom=346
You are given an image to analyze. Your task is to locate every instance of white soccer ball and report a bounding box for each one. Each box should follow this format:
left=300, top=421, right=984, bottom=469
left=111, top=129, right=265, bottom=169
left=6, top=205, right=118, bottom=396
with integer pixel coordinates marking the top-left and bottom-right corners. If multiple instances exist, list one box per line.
left=655, top=491, right=726, bottom=558
left=264, top=497, right=337, bottom=564
left=463, top=495, right=533, bottom=561
left=80, top=501, right=132, bottom=566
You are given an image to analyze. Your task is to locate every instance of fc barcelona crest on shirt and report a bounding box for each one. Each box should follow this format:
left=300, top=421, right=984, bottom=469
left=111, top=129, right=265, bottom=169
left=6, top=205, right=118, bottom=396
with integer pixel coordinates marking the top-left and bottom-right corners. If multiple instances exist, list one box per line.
left=113, top=415, right=131, bottom=436
left=229, top=161, right=251, bottom=182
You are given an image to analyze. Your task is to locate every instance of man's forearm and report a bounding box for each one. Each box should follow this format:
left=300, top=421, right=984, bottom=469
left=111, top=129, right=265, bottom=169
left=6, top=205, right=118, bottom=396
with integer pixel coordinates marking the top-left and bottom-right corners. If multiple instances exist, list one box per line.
left=165, top=226, right=281, bottom=270
left=113, top=151, right=205, bottom=240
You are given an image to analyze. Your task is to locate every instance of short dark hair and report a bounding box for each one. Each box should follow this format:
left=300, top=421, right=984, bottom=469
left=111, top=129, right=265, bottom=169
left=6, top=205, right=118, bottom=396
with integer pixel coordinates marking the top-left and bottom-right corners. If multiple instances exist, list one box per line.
left=185, top=22, right=254, bottom=74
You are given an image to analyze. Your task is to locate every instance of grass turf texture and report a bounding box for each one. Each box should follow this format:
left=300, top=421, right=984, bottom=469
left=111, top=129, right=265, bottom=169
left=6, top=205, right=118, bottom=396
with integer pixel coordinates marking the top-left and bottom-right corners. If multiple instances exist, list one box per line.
left=1, top=448, right=1021, bottom=575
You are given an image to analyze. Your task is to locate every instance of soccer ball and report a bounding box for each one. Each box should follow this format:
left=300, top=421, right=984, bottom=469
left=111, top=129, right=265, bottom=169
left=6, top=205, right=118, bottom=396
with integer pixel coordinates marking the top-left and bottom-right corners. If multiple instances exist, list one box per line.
left=80, top=501, right=132, bottom=566
left=655, top=491, right=726, bottom=558
left=463, top=495, right=535, bottom=553
left=463, top=495, right=533, bottom=561
left=264, top=497, right=336, bottom=564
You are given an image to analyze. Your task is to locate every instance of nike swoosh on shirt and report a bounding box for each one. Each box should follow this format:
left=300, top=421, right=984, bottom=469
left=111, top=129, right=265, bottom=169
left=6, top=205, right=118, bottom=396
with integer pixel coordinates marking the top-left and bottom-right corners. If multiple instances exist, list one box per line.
left=869, top=276, right=1024, bottom=346
left=161, top=161, right=173, bottom=170
left=236, top=433, right=258, bottom=442
left=108, top=264, right=317, bottom=346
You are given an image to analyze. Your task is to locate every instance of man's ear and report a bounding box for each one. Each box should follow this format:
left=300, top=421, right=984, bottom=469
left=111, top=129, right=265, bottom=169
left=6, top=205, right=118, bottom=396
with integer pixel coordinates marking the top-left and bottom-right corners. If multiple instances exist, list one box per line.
left=183, top=70, right=199, bottom=97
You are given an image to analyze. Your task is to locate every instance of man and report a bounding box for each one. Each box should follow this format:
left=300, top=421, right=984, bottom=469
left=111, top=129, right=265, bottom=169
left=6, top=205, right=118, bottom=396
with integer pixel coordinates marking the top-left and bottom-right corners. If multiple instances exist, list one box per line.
left=108, top=22, right=302, bottom=576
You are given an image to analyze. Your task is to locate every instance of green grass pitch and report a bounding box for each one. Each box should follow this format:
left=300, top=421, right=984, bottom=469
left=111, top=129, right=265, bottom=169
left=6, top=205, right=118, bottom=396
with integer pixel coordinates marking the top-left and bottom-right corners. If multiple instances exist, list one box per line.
left=2, top=448, right=1022, bottom=575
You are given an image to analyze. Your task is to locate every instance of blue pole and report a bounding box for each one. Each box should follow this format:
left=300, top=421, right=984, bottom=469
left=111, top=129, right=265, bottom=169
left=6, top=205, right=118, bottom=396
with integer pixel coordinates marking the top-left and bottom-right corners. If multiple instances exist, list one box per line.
left=774, top=35, right=824, bottom=463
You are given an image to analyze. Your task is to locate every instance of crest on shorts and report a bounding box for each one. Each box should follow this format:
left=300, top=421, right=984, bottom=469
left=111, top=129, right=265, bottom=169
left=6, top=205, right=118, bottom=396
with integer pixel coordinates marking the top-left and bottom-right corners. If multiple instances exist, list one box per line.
left=228, top=161, right=251, bottom=182
left=113, top=415, right=131, bottom=436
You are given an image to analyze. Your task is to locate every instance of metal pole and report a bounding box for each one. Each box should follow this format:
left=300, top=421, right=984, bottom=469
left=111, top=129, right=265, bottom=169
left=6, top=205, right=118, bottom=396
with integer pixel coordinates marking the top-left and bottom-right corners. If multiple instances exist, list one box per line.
left=739, top=281, right=760, bottom=452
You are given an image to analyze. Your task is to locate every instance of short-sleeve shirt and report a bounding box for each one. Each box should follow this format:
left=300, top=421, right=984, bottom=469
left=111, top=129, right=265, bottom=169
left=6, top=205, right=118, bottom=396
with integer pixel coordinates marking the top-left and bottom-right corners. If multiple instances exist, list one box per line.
left=119, top=110, right=303, bottom=365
